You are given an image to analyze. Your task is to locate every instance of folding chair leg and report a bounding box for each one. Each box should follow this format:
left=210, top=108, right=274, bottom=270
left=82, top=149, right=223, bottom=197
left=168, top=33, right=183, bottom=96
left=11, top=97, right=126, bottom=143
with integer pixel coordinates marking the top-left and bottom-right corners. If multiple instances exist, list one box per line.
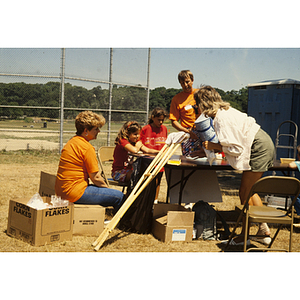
left=289, top=223, right=293, bottom=252
left=243, top=211, right=249, bottom=252
left=268, top=225, right=282, bottom=249
left=289, top=209, right=294, bottom=252
left=224, top=209, right=245, bottom=250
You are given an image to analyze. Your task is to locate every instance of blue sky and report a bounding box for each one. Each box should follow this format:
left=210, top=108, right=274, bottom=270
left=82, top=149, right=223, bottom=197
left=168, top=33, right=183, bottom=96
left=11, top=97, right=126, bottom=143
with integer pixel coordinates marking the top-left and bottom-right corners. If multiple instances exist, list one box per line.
left=1, top=48, right=300, bottom=92
left=150, top=48, right=300, bottom=91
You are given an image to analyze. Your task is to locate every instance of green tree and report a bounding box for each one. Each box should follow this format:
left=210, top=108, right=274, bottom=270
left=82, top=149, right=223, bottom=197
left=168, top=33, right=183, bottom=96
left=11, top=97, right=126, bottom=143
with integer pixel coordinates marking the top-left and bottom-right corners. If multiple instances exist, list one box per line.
left=215, top=87, right=248, bottom=113
left=41, top=82, right=60, bottom=106
left=90, top=86, right=108, bottom=110
left=149, top=87, right=181, bottom=112
left=0, top=81, right=249, bottom=119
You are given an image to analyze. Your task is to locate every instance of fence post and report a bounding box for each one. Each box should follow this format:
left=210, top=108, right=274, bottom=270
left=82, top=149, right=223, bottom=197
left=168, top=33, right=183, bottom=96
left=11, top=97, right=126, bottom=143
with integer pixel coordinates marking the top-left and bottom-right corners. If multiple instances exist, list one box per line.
left=107, top=48, right=113, bottom=146
left=59, top=48, right=65, bottom=153
left=146, top=48, right=151, bottom=123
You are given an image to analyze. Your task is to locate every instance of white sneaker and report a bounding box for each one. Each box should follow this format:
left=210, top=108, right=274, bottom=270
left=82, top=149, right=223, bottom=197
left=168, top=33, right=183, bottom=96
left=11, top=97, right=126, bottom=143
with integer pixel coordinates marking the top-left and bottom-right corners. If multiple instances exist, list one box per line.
left=184, top=203, right=194, bottom=210
left=250, top=236, right=271, bottom=245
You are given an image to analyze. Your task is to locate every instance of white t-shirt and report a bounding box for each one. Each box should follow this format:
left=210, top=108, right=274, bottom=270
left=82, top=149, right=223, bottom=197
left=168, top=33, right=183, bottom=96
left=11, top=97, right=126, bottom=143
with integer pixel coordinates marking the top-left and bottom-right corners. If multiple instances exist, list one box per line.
left=213, top=107, right=260, bottom=170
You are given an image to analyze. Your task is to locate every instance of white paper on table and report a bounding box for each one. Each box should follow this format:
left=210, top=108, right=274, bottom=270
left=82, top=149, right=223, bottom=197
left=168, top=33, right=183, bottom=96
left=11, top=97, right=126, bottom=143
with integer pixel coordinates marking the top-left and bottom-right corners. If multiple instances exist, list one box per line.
left=203, top=148, right=216, bottom=166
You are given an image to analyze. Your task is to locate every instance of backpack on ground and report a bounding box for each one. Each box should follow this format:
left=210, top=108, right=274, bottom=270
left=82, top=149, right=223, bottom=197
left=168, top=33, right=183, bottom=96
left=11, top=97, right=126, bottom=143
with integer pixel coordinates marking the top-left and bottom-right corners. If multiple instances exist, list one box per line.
left=192, top=200, right=230, bottom=241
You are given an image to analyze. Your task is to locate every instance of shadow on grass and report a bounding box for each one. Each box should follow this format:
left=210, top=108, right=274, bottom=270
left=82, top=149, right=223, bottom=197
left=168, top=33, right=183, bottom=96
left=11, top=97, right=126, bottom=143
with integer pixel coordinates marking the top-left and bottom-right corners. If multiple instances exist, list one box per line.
left=216, top=240, right=266, bottom=252
left=101, top=231, right=133, bottom=248
left=217, top=170, right=242, bottom=192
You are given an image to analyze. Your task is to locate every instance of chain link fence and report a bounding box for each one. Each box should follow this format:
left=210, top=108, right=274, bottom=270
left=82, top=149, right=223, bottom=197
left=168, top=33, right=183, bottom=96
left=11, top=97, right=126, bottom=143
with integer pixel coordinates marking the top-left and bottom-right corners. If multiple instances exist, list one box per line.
left=0, top=48, right=151, bottom=152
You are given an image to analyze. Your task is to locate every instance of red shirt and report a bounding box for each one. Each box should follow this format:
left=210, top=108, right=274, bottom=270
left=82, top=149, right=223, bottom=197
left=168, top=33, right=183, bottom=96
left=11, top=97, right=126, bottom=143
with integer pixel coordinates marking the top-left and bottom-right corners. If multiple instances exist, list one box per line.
left=140, top=124, right=167, bottom=172
left=112, top=138, right=133, bottom=173
left=140, top=124, right=167, bottom=151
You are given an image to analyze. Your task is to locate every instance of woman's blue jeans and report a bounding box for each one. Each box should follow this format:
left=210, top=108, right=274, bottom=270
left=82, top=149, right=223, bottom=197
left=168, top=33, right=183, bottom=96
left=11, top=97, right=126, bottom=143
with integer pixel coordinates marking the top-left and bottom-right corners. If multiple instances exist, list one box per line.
left=75, top=185, right=124, bottom=212
left=295, top=196, right=300, bottom=215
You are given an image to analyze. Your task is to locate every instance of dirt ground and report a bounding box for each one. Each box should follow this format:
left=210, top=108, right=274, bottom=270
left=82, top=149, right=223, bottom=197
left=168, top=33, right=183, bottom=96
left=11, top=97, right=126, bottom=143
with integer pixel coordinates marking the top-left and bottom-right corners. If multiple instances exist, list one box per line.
left=1, top=151, right=300, bottom=253
left=0, top=130, right=60, bottom=151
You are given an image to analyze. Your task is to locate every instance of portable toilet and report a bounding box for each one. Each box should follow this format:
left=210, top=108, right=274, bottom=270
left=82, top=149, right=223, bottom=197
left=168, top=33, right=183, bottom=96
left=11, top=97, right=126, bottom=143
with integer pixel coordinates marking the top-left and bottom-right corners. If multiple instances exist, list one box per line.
left=247, top=79, right=300, bottom=159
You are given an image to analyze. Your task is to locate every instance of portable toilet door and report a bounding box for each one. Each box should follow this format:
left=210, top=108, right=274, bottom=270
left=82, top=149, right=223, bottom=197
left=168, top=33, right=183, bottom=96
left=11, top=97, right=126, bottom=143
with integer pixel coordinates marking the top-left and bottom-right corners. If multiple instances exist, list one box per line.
left=247, top=79, right=300, bottom=159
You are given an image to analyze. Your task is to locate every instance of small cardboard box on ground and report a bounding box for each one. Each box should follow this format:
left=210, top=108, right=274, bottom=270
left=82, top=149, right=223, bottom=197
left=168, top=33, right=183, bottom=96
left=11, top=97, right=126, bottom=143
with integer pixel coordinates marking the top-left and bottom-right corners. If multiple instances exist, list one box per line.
left=39, top=171, right=105, bottom=236
left=73, top=204, right=105, bottom=236
left=7, top=197, right=74, bottom=246
left=152, top=203, right=195, bottom=242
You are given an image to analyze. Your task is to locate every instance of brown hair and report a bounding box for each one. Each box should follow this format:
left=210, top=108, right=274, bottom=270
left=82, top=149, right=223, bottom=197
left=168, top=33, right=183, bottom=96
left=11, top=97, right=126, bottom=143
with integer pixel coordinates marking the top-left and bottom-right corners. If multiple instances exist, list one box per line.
left=193, top=85, right=230, bottom=118
left=115, top=121, right=142, bottom=145
left=75, top=111, right=105, bottom=135
left=148, top=107, right=167, bottom=124
left=178, top=70, right=194, bottom=83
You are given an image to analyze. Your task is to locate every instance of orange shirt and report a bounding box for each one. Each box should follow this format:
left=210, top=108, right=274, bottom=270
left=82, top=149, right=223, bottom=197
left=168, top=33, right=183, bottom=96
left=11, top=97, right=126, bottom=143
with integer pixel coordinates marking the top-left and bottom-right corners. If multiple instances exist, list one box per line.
left=169, top=88, right=199, bottom=128
left=55, top=135, right=99, bottom=202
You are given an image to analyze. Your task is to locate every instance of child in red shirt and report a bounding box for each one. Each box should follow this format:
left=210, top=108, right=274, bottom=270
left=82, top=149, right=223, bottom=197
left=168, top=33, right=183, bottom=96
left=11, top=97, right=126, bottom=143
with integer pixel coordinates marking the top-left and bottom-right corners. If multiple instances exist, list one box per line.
left=140, top=107, right=168, bottom=200
left=140, top=107, right=168, bottom=151
left=112, top=121, right=159, bottom=183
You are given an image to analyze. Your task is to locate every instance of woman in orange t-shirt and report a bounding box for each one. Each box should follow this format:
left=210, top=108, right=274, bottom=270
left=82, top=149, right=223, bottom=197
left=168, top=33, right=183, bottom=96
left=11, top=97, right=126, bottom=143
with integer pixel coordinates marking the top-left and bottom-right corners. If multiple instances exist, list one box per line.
left=55, top=111, right=124, bottom=212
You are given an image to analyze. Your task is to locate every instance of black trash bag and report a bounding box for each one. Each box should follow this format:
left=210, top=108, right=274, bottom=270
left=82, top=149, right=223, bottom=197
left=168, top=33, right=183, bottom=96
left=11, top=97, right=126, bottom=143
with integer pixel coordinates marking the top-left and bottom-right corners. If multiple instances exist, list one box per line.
left=193, top=200, right=217, bottom=240
left=118, top=156, right=158, bottom=234
left=192, top=200, right=231, bottom=241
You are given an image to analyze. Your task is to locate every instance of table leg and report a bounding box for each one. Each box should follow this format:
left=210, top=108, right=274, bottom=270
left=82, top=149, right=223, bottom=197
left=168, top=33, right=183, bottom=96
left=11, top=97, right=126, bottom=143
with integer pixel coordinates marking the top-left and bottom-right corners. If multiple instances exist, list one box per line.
left=166, top=168, right=172, bottom=204
left=179, top=169, right=185, bottom=205
left=166, top=168, right=196, bottom=205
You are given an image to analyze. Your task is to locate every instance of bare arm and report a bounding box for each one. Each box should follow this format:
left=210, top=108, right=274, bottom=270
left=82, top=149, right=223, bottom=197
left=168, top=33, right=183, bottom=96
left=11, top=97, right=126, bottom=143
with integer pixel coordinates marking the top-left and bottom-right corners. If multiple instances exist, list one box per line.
left=203, top=140, right=222, bottom=152
left=124, top=141, right=143, bottom=154
left=171, top=120, right=188, bottom=133
left=124, top=141, right=159, bottom=155
left=140, top=144, right=159, bottom=154
left=171, top=120, right=198, bottom=139
left=89, top=171, right=108, bottom=188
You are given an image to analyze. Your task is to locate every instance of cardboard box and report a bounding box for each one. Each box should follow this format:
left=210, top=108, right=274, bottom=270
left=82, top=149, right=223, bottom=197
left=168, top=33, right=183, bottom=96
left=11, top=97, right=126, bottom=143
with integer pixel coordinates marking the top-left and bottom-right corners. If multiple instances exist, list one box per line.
left=152, top=203, right=195, bottom=242
left=73, top=204, right=105, bottom=236
left=265, top=195, right=292, bottom=209
left=7, top=197, right=74, bottom=246
left=38, top=171, right=106, bottom=236
left=39, top=171, right=56, bottom=197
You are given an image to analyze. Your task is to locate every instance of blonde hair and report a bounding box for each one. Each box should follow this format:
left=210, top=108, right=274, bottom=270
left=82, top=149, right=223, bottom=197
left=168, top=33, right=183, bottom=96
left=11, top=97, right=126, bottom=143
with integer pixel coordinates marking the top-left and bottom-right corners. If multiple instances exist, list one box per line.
left=178, top=70, right=194, bottom=83
left=115, top=121, right=142, bottom=145
left=193, top=85, right=230, bottom=118
left=75, top=111, right=105, bottom=135
left=148, top=107, right=167, bottom=124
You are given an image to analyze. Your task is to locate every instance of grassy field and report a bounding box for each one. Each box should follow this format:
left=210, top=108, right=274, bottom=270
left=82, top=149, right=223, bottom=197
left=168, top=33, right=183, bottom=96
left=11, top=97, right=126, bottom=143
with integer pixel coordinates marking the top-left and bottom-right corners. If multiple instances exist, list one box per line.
left=0, top=119, right=176, bottom=132
left=0, top=119, right=177, bottom=150
left=1, top=150, right=300, bottom=253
